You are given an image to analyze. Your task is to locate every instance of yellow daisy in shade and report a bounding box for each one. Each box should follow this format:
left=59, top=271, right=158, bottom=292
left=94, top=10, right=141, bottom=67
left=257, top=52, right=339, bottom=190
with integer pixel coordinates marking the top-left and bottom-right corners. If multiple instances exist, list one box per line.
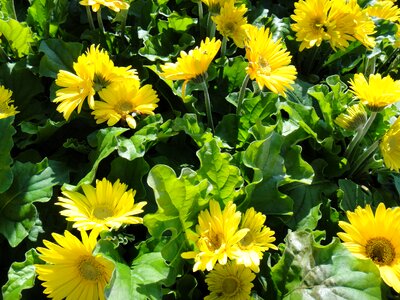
left=366, top=0, right=400, bottom=23
left=202, top=0, right=229, bottom=14
left=396, top=24, right=400, bottom=48
left=56, top=178, right=147, bottom=232
left=380, top=116, right=400, bottom=172
left=233, top=207, right=277, bottom=273
left=291, top=0, right=332, bottom=51
left=211, top=0, right=248, bottom=48
left=79, top=0, right=129, bottom=12
left=204, top=261, right=256, bottom=300
left=35, top=230, right=114, bottom=300
left=0, top=85, right=18, bottom=119
left=92, top=80, right=159, bottom=129
left=244, top=25, right=297, bottom=95
left=338, top=203, right=400, bottom=293
left=160, top=37, right=221, bottom=98
left=334, top=104, right=367, bottom=131
left=54, top=44, right=138, bottom=120
left=348, top=73, right=400, bottom=111
left=181, top=200, right=249, bottom=272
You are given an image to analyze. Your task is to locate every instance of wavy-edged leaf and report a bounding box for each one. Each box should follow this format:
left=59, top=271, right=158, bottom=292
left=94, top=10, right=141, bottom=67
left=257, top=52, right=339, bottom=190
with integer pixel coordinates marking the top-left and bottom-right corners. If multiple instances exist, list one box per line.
left=242, top=132, right=293, bottom=216
left=0, top=117, right=15, bottom=193
left=272, top=231, right=381, bottom=300
left=1, top=249, right=41, bottom=300
left=38, top=39, right=82, bottom=78
left=0, top=159, right=61, bottom=247
left=0, top=19, right=34, bottom=57
left=197, top=139, right=243, bottom=203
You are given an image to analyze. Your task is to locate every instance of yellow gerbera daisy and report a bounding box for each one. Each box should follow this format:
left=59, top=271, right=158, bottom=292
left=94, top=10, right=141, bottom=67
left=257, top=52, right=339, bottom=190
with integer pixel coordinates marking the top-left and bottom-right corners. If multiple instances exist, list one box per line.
left=291, top=0, right=332, bottom=51
left=181, top=200, right=249, bottom=272
left=211, top=0, right=248, bottom=48
left=366, top=0, right=400, bottom=23
left=92, top=80, right=159, bottom=129
left=344, top=0, right=376, bottom=49
left=348, top=73, right=400, bottom=111
left=334, top=104, right=367, bottom=131
left=54, top=45, right=139, bottom=120
left=338, top=203, right=400, bottom=293
left=79, top=0, right=129, bottom=12
left=233, top=207, right=278, bottom=273
left=202, top=0, right=229, bottom=14
left=244, top=25, right=297, bottom=95
left=380, top=116, right=400, bottom=172
left=56, top=178, right=147, bottom=232
left=160, top=37, right=221, bottom=98
left=35, top=230, right=114, bottom=300
left=204, top=261, right=256, bottom=300
left=0, top=85, right=18, bottom=119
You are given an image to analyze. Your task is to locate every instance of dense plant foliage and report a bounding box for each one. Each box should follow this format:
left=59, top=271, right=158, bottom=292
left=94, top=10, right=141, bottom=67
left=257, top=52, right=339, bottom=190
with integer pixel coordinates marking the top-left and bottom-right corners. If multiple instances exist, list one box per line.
left=1, top=0, right=400, bottom=299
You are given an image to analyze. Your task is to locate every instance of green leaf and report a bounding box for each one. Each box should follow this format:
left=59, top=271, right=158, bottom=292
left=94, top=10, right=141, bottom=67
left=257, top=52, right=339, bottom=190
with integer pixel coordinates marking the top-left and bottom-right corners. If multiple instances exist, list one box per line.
left=0, top=18, right=34, bottom=57
left=223, top=56, right=247, bottom=93
left=0, top=0, right=16, bottom=18
left=197, top=139, right=243, bottom=203
left=167, top=12, right=197, bottom=32
left=272, top=231, right=381, bottom=300
left=338, top=179, right=372, bottom=212
left=18, top=119, right=65, bottom=148
left=0, top=117, right=15, bottom=193
left=0, top=159, right=61, bottom=247
left=38, top=39, right=83, bottom=78
left=79, top=127, right=129, bottom=185
left=139, top=29, right=194, bottom=61
left=105, top=262, right=133, bottom=300
left=242, top=132, right=293, bottom=216
left=1, top=249, right=41, bottom=300
left=173, top=113, right=213, bottom=147
left=144, top=165, right=210, bottom=284
left=132, top=252, right=169, bottom=285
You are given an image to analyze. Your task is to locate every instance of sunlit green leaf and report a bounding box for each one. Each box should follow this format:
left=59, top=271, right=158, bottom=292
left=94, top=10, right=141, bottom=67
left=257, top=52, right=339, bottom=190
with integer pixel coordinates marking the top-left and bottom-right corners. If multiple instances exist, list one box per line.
left=272, top=231, right=381, bottom=300
left=0, top=18, right=34, bottom=57
left=1, top=248, right=41, bottom=300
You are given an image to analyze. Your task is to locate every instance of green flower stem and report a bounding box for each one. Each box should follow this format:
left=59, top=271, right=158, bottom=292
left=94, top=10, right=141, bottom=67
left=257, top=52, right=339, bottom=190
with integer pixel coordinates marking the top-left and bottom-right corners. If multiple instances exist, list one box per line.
left=202, top=79, right=215, bottom=133
left=10, top=0, right=17, bottom=20
left=86, top=6, right=96, bottom=30
left=198, top=1, right=203, bottom=24
left=218, top=36, right=227, bottom=82
left=348, top=139, right=380, bottom=177
left=363, top=54, right=376, bottom=77
left=97, top=8, right=105, bottom=33
left=206, top=13, right=216, bottom=38
left=236, top=74, right=250, bottom=116
left=345, top=111, right=377, bottom=161
left=119, top=9, right=128, bottom=36
left=0, top=44, right=10, bottom=62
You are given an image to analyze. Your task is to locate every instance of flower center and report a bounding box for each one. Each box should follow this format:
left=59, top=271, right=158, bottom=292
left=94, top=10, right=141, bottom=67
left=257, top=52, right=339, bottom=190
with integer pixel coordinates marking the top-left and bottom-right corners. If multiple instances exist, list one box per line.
left=365, top=237, right=396, bottom=266
left=312, top=18, right=327, bottom=32
left=221, top=277, right=240, bottom=296
left=93, top=206, right=113, bottom=219
left=257, top=57, right=271, bottom=75
left=78, top=255, right=103, bottom=281
left=117, top=101, right=134, bottom=113
left=93, top=73, right=111, bottom=92
left=239, top=232, right=254, bottom=248
left=205, top=231, right=223, bottom=251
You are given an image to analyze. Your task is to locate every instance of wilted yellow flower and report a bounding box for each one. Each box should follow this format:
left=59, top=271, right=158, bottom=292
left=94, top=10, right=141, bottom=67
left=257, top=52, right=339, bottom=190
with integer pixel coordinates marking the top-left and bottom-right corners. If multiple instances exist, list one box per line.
left=79, top=0, right=129, bottom=12
left=0, top=85, right=18, bottom=119
left=92, top=80, right=159, bottom=128
left=160, top=37, right=221, bottom=98
left=233, top=207, right=277, bottom=273
left=212, top=0, right=248, bottom=48
left=54, top=45, right=138, bottom=120
left=334, top=104, right=367, bottom=131
left=181, top=200, right=249, bottom=272
left=35, top=230, right=114, bottom=300
left=348, top=73, right=400, bottom=111
left=244, top=25, right=297, bottom=95
left=380, top=117, right=400, bottom=172
left=56, top=178, right=147, bottom=231
left=366, top=0, right=400, bottom=23
left=338, top=203, right=400, bottom=293
left=205, top=261, right=256, bottom=300
left=291, top=0, right=332, bottom=51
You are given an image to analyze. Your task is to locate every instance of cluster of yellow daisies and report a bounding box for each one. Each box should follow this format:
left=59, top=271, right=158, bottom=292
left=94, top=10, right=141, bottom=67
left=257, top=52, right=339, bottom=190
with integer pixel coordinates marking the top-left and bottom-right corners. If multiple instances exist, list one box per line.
left=1, top=0, right=400, bottom=299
